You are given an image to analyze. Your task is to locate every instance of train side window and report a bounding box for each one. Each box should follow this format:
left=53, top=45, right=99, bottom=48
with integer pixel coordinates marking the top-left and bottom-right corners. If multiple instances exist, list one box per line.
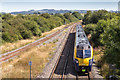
left=88, top=46, right=90, bottom=48
left=79, top=42, right=81, bottom=44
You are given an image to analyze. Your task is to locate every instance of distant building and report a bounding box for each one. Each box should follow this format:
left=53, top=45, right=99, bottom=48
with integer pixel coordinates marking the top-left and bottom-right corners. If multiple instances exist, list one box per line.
left=118, top=1, right=120, bottom=13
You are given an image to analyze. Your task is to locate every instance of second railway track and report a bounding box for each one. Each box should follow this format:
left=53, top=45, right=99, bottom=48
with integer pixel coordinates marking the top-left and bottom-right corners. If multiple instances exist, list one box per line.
left=0, top=23, right=77, bottom=63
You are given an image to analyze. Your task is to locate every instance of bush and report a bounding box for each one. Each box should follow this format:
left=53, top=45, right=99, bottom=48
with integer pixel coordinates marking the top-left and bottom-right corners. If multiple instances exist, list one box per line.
left=41, top=13, right=50, bottom=18
left=84, top=24, right=97, bottom=36
left=72, top=11, right=83, bottom=20
left=2, top=13, right=79, bottom=43
left=83, top=10, right=120, bottom=77
left=21, top=30, right=33, bottom=39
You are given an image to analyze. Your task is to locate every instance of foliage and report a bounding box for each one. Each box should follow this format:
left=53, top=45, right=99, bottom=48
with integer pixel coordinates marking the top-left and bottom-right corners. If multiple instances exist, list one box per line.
left=72, top=11, right=83, bottom=20
left=2, top=12, right=81, bottom=42
left=83, top=10, right=109, bottom=24
left=84, top=24, right=97, bottom=36
left=90, top=20, right=108, bottom=47
left=100, top=17, right=120, bottom=68
left=83, top=10, right=120, bottom=77
left=41, top=13, right=50, bottom=18
left=63, top=13, right=78, bottom=22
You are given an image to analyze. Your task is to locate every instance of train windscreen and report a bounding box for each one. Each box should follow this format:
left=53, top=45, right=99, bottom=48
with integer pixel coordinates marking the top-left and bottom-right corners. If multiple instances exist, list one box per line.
left=77, top=50, right=83, bottom=58
left=77, top=50, right=91, bottom=58
left=84, top=50, right=91, bottom=58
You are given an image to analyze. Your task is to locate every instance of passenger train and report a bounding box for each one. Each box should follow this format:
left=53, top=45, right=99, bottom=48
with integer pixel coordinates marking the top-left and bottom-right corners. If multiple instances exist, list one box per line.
left=73, top=24, right=93, bottom=72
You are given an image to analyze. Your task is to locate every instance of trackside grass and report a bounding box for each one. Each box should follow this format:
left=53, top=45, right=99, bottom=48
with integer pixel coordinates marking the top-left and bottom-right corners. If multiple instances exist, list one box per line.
left=1, top=24, right=69, bottom=54
left=2, top=42, right=56, bottom=78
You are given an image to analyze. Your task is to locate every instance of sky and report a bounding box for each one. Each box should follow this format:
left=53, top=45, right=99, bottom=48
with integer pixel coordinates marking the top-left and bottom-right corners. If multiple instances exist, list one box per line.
left=0, top=0, right=120, bottom=13
left=1, top=0, right=120, bottom=2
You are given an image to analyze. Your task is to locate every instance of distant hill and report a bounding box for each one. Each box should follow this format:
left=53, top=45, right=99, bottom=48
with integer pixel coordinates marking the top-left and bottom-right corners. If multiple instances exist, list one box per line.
left=1, top=9, right=117, bottom=14
left=9, top=9, right=88, bottom=14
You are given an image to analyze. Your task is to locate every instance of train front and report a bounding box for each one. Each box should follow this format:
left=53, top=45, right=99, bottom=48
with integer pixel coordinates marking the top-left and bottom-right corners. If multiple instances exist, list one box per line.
left=74, top=24, right=93, bottom=72
left=74, top=45, right=93, bottom=72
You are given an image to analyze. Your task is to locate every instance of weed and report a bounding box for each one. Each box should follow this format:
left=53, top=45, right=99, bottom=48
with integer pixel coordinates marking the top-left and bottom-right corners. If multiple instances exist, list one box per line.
left=49, top=41, right=52, bottom=43
left=8, top=59, right=13, bottom=62
left=43, top=43, right=46, bottom=45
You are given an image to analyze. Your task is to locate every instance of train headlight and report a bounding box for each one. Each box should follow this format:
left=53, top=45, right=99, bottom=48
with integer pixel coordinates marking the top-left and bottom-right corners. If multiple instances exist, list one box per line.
left=76, top=60, right=78, bottom=63
left=75, top=59, right=79, bottom=63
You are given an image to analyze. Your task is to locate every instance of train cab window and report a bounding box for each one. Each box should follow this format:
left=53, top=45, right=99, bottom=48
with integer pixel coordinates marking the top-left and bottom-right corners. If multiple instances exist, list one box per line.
left=77, top=50, right=83, bottom=58
left=84, top=50, right=91, bottom=58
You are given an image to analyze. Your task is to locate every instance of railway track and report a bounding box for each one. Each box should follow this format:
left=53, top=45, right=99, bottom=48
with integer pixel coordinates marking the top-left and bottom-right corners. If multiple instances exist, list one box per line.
left=48, top=23, right=75, bottom=80
left=0, top=30, right=61, bottom=63
left=76, top=72, right=92, bottom=80
left=48, top=23, right=93, bottom=80
left=0, top=23, right=77, bottom=63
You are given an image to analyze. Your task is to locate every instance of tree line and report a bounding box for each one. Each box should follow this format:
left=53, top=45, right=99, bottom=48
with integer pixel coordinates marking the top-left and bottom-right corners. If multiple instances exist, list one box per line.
left=1, top=12, right=83, bottom=43
left=83, top=10, right=120, bottom=78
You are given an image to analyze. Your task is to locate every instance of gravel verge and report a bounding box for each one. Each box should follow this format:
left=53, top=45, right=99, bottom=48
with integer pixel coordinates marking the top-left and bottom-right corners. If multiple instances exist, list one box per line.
left=36, top=25, right=73, bottom=78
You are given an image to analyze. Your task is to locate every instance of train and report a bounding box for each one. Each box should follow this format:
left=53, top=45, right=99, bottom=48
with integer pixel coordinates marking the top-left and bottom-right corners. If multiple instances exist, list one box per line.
left=73, top=24, right=93, bottom=72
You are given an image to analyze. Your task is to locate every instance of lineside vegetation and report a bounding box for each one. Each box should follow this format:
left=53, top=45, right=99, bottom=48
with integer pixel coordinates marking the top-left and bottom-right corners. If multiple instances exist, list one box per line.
left=1, top=12, right=83, bottom=43
left=83, top=10, right=120, bottom=78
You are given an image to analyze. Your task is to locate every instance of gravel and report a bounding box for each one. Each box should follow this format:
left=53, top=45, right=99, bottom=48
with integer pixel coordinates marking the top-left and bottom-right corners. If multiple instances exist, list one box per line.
left=36, top=25, right=72, bottom=78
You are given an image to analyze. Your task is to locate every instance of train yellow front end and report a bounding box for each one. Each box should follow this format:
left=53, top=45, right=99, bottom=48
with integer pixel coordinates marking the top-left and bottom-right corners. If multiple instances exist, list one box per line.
left=73, top=24, right=93, bottom=72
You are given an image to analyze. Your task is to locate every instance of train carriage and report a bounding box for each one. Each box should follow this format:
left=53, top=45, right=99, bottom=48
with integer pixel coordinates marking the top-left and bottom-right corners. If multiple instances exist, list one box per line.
left=73, top=24, right=93, bottom=72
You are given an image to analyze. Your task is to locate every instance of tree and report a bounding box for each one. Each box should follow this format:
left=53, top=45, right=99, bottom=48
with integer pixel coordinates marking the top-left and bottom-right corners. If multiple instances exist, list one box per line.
left=23, top=20, right=41, bottom=36
left=83, top=11, right=92, bottom=24
left=100, top=17, right=120, bottom=68
left=2, top=12, right=79, bottom=43
left=84, top=24, right=97, bottom=36
left=64, top=13, right=78, bottom=22
left=90, top=20, right=108, bottom=47
left=83, top=10, right=109, bottom=24
left=2, top=13, right=14, bottom=20
left=72, top=11, right=83, bottom=20
left=21, top=30, right=33, bottom=39
left=2, top=32, right=11, bottom=42
left=41, top=13, right=50, bottom=18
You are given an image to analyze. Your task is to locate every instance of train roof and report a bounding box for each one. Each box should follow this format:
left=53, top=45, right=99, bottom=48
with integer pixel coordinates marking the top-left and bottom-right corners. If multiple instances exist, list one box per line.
left=76, top=24, right=91, bottom=50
